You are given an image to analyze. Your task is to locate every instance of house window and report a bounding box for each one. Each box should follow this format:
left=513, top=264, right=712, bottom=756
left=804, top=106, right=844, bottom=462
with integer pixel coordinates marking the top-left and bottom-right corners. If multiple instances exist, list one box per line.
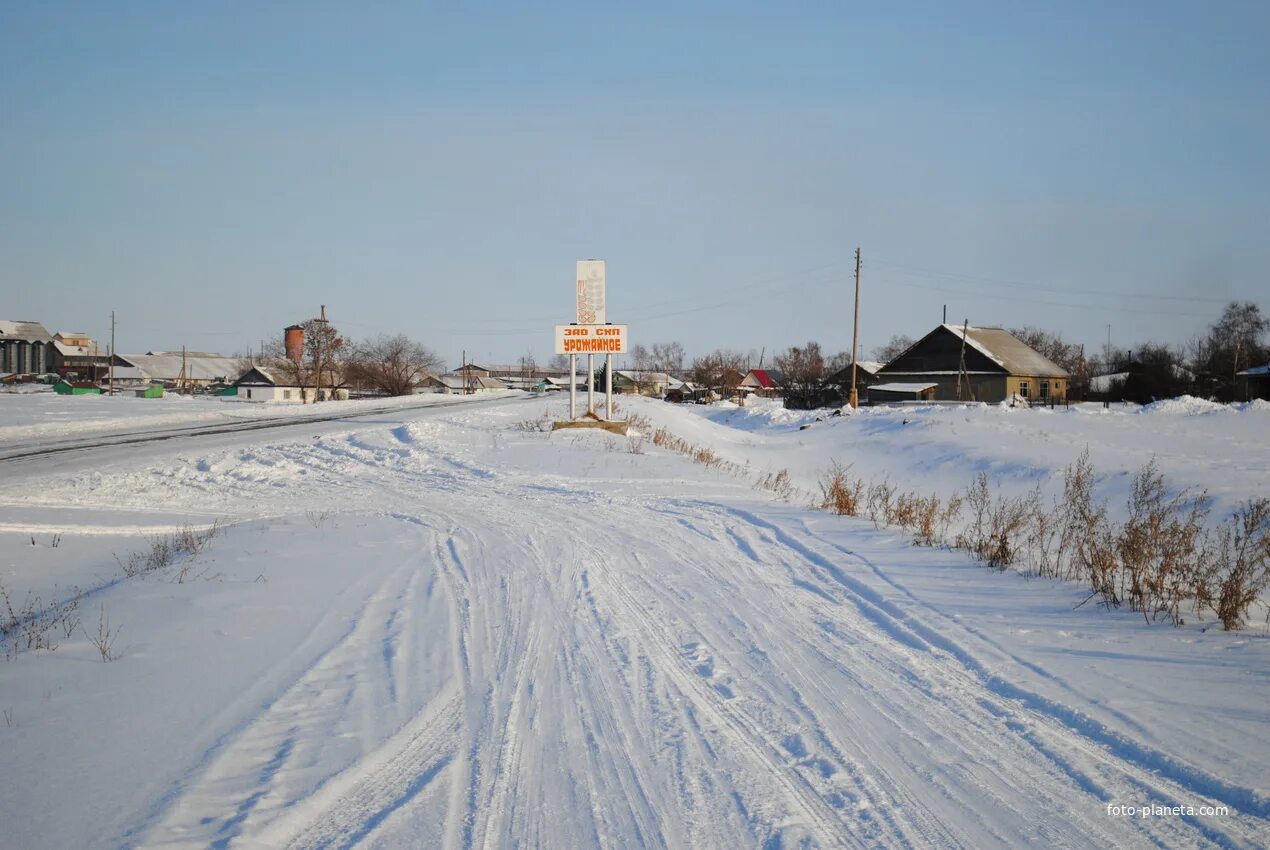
left=283, top=390, right=291, bottom=400
left=1040, top=381, right=1049, bottom=399
left=1019, top=381, right=1030, bottom=398
left=246, top=389, right=252, bottom=400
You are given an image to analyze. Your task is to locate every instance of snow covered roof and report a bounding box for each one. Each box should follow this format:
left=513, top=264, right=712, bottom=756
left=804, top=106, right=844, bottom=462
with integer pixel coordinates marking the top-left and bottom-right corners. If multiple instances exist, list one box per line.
left=235, top=366, right=290, bottom=387
left=937, top=324, right=1068, bottom=378
left=871, top=382, right=938, bottom=393
left=52, top=340, right=99, bottom=357
left=104, top=366, right=147, bottom=382
left=827, top=361, right=884, bottom=383
left=0, top=320, right=54, bottom=342
left=615, top=370, right=671, bottom=384
left=120, top=353, right=243, bottom=383
left=1237, top=363, right=1270, bottom=377
left=437, top=375, right=507, bottom=390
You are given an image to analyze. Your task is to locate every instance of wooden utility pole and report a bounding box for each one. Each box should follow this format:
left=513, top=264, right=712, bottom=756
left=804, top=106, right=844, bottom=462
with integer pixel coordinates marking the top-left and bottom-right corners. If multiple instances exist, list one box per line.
left=180, top=345, right=188, bottom=394
left=849, top=247, right=862, bottom=409
left=108, top=311, right=116, bottom=395
left=956, top=320, right=971, bottom=401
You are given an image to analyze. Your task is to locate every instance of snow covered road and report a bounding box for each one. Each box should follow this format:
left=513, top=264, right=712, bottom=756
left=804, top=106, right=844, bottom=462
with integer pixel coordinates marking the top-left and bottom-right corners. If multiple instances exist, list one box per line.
left=1, top=398, right=1266, bottom=849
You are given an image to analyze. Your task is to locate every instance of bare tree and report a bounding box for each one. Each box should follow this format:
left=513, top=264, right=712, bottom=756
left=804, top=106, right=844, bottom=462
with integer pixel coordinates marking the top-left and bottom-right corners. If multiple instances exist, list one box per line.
left=650, top=341, right=686, bottom=377
left=1192, top=302, right=1268, bottom=399
left=346, top=334, right=444, bottom=396
left=259, top=317, right=346, bottom=402
left=547, top=354, right=570, bottom=374
left=774, top=341, right=828, bottom=409
left=690, top=349, right=747, bottom=394
left=871, top=334, right=914, bottom=364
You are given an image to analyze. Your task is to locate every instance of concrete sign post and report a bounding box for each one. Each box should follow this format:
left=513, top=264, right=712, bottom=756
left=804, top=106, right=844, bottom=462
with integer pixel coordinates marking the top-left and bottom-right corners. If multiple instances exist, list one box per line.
left=554, top=260, right=628, bottom=433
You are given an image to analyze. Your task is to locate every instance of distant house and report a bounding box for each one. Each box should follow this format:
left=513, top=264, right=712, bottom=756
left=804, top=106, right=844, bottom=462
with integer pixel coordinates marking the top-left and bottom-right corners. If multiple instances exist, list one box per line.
left=739, top=369, right=783, bottom=398
left=50, top=332, right=112, bottom=379
left=612, top=370, right=671, bottom=396
left=824, top=360, right=884, bottom=403
left=418, top=374, right=507, bottom=394
left=1236, top=364, right=1270, bottom=401
left=231, top=366, right=346, bottom=402
left=876, top=324, right=1069, bottom=404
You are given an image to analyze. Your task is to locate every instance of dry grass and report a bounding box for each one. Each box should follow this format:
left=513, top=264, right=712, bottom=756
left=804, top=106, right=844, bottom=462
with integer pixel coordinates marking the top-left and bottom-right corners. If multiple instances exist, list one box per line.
left=811, top=447, right=1269, bottom=631
left=1, top=582, right=81, bottom=660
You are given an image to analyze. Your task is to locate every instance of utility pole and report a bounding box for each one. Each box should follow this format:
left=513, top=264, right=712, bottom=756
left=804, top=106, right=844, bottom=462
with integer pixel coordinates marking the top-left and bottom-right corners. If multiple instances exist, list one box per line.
left=849, top=247, right=862, bottom=409
left=956, top=320, right=972, bottom=402
left=109, top=311, right=116, bottom=395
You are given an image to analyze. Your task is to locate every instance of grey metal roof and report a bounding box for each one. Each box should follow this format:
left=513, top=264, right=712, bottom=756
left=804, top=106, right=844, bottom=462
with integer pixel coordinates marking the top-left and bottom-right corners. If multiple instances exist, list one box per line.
left=120, top=352, right=243, bottom=382
left=939, top=324, right=1068, bottom=378
left=0, top=320, right=54, bottom=342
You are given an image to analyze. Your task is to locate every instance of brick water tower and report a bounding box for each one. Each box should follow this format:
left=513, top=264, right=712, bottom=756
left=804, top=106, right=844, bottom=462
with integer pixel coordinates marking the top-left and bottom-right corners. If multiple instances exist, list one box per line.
left=284, top=324, right=304, bottom=361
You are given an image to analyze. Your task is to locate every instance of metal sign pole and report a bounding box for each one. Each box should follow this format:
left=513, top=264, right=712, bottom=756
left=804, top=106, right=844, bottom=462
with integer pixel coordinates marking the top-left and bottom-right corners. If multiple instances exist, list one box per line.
left=587, top=353, right=596, bottom=415
left=569, top=354, right=577, bottom=419
left=605, top=353, right=613, bottom=419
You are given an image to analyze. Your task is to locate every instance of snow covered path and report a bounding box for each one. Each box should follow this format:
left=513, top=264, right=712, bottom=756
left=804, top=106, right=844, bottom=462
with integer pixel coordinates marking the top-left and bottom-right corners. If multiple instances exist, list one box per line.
left=2, top=399, right=1266, bottom=849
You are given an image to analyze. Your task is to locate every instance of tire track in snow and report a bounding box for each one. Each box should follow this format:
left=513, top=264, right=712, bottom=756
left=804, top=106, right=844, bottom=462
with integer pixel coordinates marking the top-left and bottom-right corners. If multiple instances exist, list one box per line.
left=689, top=500, right=1267, bottom=848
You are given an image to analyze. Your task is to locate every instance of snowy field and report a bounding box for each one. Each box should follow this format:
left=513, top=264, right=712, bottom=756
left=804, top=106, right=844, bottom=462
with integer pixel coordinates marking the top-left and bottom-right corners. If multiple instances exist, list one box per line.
left=0, top=387, right=487, bottom=448
left=0, top=392, right=1266, bottom=849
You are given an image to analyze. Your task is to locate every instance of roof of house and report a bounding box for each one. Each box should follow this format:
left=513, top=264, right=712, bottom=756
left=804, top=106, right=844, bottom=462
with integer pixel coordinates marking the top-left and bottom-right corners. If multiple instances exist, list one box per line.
left=0, top=320, right=54, bottom=342
left=437, top=375, right=507, bottom=390
left=826, top=361, right=884, bottom=383
left=741, top=368, right=783, bottom=388
left=104, top=366, right=147, bottom=382
left=53, top=340, right=99, bottom=357
left=120, top=352, right=243, bottom=382
left=615, top=370, right=671, bottom=384
left=871, top=382, right=938, bottom=393
left=1237, top=363, right=1270, bottom=377
left=883, top=325, right=1068, bottom=378
left=235, top=366, right=288, bottom=387
left=947, top=324, right=1068, bottom=377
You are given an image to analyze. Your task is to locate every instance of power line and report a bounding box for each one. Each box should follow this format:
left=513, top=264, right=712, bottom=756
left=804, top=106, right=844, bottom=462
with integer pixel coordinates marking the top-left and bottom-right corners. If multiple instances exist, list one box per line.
left=867, top=257, right=1235, bottom=304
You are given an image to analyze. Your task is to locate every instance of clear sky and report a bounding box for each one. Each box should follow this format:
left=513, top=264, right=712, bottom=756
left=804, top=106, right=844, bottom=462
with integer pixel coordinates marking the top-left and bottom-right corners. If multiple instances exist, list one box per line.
left=3, top=1, right=1267, bottom=367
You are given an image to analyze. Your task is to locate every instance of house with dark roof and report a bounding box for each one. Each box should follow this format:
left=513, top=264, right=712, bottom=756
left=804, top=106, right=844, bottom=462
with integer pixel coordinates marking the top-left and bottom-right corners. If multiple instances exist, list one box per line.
left=876, top=324, right=1069, bottom=404
left=1236, top=363, right=1270, bottom=401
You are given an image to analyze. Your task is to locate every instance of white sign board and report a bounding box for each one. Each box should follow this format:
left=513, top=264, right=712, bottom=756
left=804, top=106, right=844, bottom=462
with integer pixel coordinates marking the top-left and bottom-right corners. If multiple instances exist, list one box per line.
left=555, top=324, right=627, bottom=355
left=576, top=260, right=606, bottom=324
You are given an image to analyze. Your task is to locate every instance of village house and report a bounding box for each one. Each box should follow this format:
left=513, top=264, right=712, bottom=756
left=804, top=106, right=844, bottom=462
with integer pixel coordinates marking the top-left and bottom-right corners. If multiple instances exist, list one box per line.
left=612, top=370, right=671, bottom=396
left=418, top=374, right=508, bottom=394
left=1236, top=364, right=1270, bottom=401
left=739, top=368, right=783, bottom=398
left=230, top=366, right=348, bottom=402
left=825, top=360, right=884, bottom=402
left=876, top=324, right=1069, bottom=404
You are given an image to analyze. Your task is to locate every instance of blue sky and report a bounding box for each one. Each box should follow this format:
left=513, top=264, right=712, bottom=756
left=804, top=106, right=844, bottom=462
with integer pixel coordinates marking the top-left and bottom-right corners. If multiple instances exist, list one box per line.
left=3, top=1, right=1267, bottom=366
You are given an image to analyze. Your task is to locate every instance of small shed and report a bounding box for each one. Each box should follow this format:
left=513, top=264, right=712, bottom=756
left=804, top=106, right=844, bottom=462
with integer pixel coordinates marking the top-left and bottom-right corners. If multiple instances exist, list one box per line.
left=868, top=382, right=938, bottom=403
left=53, top=380, right=102, bottom=395
left=134, top=385, right=165, bottom=399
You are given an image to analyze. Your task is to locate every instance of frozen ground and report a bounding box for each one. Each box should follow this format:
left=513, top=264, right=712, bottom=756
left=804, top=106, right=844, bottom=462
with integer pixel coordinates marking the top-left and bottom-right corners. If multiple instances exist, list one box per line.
left=0, top=387, right=501, bottom=449
left=629, top=395, right=1270, bottom=524
left=0, top=393, right=1266, bottom=849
